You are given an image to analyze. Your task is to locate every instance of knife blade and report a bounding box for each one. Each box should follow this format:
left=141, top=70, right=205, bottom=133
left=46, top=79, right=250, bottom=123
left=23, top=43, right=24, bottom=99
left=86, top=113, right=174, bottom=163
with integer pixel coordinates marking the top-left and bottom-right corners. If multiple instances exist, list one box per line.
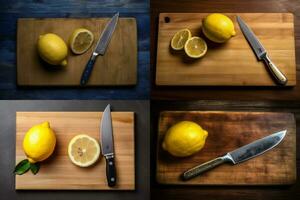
left=237, top=16, right=287, bottom=85
left=100, top=104, right=116, bottom=187
left=182, top=130, right=286, bottom=181
left=80, top=12, right=119, bottom=86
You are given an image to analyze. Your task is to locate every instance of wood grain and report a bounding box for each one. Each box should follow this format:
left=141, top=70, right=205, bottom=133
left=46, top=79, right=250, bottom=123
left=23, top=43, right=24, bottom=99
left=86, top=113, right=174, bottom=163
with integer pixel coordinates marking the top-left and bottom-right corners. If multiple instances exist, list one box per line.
left=17, top=18, right=137, bottom=86
left=15, top=112, right=135, bottom=190
left=156, top=111, right=296, bottom=185
left=156, top=13, right=296, bottom=86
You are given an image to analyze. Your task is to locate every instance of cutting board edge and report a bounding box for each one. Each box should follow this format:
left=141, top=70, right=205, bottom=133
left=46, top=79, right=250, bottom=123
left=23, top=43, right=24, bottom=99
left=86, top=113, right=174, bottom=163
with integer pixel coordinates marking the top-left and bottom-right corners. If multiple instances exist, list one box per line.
left=156, top=111, right=296, bottom=185
left=15, top=111, right=135, bottom=190
left=156, top=12, right=296, bottom=87
left=17, top=17, right=137, bottom=86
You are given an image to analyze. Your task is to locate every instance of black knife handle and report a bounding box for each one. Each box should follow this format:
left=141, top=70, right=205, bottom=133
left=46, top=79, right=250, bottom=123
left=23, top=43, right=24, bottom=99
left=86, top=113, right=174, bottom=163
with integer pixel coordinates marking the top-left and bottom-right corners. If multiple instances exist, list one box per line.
left=105, top=155, right=116, bottom=187
left=262, top=54, right=288, bottom=85
left=80, top=53, right=98, bottom=86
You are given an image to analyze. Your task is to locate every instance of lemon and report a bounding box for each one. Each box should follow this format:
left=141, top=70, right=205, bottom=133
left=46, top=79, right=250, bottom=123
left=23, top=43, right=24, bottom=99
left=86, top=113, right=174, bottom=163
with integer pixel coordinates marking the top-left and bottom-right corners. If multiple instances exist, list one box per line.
left=162, top=121, right=208, bottom=157
left=37, top=33, right=68, bottom=66
left=184, top=37, right=207, bottom=58
left=69, top=28, right=94, bottom=54
left=23, top=122, right=56, bottom=163
left=202, top=13, right=236, bottom=43
left=68, top=134, right=100, bottom=167
left=171, top=29, right=192, bottom=50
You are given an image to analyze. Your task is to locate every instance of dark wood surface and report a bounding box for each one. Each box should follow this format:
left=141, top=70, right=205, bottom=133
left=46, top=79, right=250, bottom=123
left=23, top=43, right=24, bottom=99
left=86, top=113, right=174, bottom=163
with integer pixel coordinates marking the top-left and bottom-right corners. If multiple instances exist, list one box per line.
left=151, top=100, right=300, bottom=200
left=151, top=0, right=300, bottom=100
left=156, top=111, right=296, bottom=185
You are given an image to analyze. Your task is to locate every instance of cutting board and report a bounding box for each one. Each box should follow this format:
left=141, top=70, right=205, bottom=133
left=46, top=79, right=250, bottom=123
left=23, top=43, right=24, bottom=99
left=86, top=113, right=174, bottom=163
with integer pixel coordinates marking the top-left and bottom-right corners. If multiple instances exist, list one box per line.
left=156, top=111, right=296, bottom=185
left=17, top=18, right=137, bottom=86
left=156, top=13, right=296, bottom=86
left=15, top=112, right=135, bottom=190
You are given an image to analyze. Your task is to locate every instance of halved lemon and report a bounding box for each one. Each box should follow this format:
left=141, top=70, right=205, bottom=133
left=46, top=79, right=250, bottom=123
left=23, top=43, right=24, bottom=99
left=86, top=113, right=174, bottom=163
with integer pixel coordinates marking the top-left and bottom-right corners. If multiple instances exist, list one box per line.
left=171, top=29, right=192, bottom=50
left=68, top=134, right=100, bottom=167
left=184, top=36, right=207, bottom=58
left=69, top=28, right=94, bottom=54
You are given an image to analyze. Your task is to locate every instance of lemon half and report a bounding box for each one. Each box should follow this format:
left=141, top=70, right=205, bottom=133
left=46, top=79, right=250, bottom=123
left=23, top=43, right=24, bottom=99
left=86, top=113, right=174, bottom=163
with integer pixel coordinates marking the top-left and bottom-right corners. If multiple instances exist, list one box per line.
left=69, top=28, right=94, bottom=54
left=68, top=134, right=100, bottom=167
left=184, top=37, right=207, bottom=58
left=171, top=29, right=192, bottom=50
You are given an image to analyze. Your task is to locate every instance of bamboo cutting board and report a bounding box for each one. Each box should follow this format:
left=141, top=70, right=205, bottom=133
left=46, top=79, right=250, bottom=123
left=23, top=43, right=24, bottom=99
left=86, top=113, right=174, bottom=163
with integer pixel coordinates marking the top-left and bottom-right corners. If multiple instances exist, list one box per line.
left=16, top=112, right=135, bottom=190
left=156, top=13, right=296, bottom=86
left=156, top=111, right=296, bottom=185
left=17, top=18, right=137, bottom=86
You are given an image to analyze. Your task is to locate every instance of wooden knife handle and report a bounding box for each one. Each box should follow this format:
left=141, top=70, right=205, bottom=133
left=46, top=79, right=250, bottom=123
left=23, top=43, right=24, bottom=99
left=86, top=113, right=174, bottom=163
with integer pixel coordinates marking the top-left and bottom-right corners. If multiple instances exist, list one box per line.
left=105, top=155, right=116, bottom=187
left=181, top=155, right=229, bottom=181
left=263, top=54, right=288, bottom=85
left=80, top=53, right=97, bottom=86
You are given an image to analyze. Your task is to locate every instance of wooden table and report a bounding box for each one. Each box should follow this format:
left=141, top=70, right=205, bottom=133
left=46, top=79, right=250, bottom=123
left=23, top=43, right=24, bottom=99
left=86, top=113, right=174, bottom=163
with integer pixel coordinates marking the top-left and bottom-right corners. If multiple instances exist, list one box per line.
left=151, top=0, right=300, bottom=100
left=151, top=100, right=300, bottom=200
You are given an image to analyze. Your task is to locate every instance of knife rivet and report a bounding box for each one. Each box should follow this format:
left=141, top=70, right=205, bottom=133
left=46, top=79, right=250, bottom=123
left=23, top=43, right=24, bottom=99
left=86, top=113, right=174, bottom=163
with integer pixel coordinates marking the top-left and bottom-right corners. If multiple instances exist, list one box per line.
left=109, top=161, right=113, bottom=165
left=111, top=177, right=115, bottom=182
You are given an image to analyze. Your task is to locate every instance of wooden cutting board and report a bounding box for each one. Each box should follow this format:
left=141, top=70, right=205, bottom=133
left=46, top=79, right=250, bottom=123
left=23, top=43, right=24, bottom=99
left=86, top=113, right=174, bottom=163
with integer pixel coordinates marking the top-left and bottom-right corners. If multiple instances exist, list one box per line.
left=15, top=112, right=135, bottom=190
left=156, top=111, right=296, bottom=185
left=17, top=18, right=137, bottom=86
left=156, top=13, right=296, bottom=86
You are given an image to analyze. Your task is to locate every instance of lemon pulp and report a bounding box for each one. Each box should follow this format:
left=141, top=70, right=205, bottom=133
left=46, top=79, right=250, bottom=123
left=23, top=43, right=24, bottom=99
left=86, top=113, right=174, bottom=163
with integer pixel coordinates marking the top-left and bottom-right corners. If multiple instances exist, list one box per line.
left=69, top=28, right=94, bottom=54
left=68, top=134, right=100, bottom=167
left=171, top=29, right=192, bottom=50
left=184, top=37, right=207, bottom=58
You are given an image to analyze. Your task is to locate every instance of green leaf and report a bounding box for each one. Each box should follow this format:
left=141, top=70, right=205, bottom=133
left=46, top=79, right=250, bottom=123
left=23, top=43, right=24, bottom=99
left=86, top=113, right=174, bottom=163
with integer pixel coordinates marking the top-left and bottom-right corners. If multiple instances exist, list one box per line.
left=14, top=159, right=31, bottom=175
left=30, top=163, right=40, bottom=175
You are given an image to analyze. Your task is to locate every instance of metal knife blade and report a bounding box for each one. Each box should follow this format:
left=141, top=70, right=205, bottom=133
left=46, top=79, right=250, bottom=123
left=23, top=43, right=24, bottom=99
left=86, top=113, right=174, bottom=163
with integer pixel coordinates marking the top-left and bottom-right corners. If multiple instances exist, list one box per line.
left=100, top=104, right=114, bottom=156
left=100, top=104, right=117, bottom=187
left=182, top=130, right=286, bottom=181
left=94, top=12, right=119, bottom=56
left=228, top=130, right=286, bottom=164
left=237, top=15, right=266, bottom=60
left=80, top=12, right=119, bottom=86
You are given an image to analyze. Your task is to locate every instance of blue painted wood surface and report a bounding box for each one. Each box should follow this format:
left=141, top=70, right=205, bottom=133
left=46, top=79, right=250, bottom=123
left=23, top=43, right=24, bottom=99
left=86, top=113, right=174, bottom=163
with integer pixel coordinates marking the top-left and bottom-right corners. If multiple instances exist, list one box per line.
left=0, top=0, right=149, bottom=99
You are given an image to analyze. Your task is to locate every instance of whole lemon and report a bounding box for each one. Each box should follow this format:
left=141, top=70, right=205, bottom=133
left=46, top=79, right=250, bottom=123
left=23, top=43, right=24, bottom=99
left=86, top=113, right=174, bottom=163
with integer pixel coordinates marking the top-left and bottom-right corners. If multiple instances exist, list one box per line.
left=37, top=33, right=68, bottom=66
left=23, top=122, right=56, bottom=163
left=202, top=13, right=236, bottom=43
left=162, top=121, right=208, bottom=157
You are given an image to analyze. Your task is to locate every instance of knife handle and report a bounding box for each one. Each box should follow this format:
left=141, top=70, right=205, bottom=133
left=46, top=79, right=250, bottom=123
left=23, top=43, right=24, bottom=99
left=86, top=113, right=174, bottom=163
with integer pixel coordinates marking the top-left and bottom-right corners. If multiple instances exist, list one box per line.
left=262, top=54, right=288, bottom=85
left=105, top=155, right=116, bottom=187
left=80, top=53, right=98, bottom=86
left=181, top=154, right=231, bottom=181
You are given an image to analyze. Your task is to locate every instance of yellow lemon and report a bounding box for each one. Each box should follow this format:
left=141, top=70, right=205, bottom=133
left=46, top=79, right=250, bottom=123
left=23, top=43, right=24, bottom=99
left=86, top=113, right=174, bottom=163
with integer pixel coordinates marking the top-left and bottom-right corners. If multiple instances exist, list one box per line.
left=184, top=37, right=207, bottom=58
left=202, top=13, right=236, bottom=43
left=37, top=33, right=68, bottom=66
left=69, top=28, right=94, bottom=54
left=23, top=122, right=56, bottom=163
left=68, top=134, right=100, bottom=167
left=171, top=29, right=192, bottom=50
left=162, top=121, right=208, bottom=157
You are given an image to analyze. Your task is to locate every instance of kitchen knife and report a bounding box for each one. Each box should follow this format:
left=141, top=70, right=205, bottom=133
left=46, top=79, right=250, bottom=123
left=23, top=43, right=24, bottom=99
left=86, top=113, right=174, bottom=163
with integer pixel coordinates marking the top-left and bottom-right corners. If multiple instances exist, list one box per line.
left=100, top=104, right=116, bottom=187
left=80, top=12, right=119, bottom=86
left=182, top=130, right=286, bottom=181
left=237, top=16, right=287, bottom=85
